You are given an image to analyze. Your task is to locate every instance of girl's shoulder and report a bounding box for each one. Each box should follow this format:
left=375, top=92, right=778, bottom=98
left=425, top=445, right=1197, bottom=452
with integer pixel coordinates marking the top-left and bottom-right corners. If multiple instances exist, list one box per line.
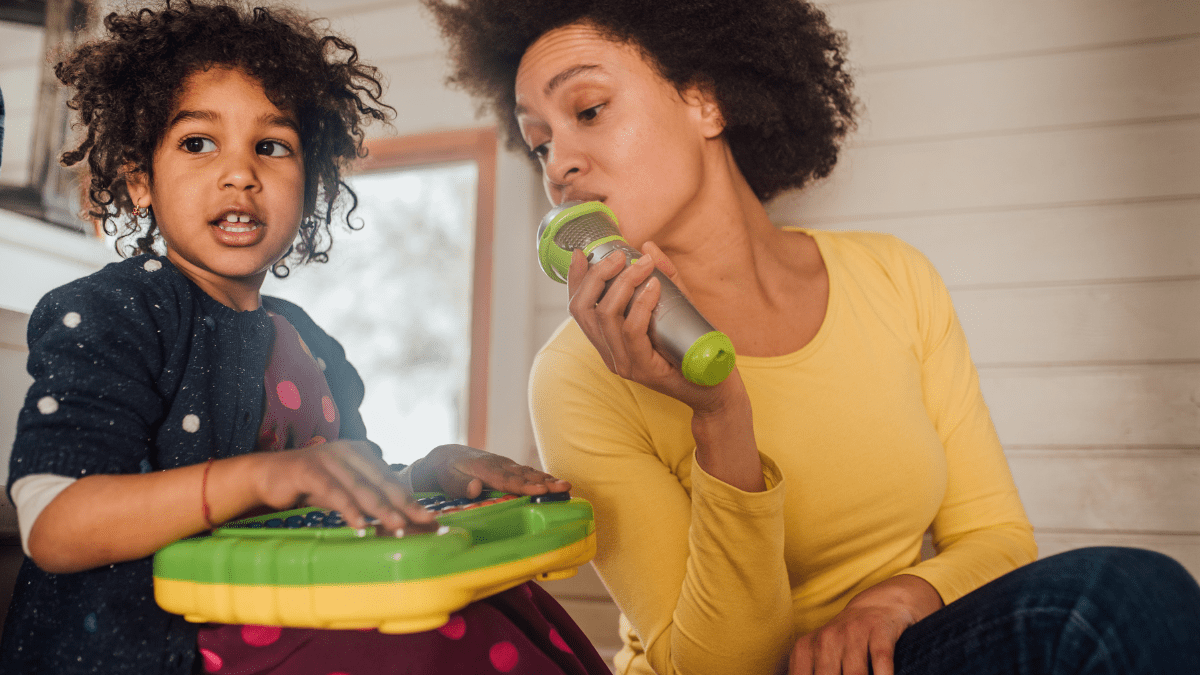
left=43, top=254, right=187, bottom=302
left=30, top=254, right=198, bottom=336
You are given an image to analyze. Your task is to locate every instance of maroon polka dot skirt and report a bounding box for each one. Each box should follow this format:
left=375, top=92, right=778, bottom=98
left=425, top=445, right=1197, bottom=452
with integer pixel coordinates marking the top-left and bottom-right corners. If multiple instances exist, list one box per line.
left=196, top=582, right=610, bottom=674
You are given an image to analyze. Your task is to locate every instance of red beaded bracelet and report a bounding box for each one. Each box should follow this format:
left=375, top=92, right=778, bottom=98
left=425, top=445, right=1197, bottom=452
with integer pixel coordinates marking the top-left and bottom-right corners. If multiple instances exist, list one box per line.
left=201, top=457, right=217, bottom=529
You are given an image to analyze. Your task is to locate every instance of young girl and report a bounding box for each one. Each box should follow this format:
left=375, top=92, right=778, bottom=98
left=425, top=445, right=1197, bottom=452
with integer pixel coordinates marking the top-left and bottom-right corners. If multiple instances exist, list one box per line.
left=2, top=2, right=609, bottom=674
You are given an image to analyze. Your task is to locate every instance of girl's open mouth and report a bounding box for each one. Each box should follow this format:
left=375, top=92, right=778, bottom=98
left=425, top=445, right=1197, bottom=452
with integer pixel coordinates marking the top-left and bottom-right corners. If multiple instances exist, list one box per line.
left=217, top=213, right=260, bottom=232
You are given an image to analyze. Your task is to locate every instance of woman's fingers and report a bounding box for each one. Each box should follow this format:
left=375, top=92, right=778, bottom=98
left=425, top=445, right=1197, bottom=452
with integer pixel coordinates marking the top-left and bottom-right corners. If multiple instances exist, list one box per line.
left=595, top=255, right=658, bottom=377
left=789, top=609, right=904, bottom=675
left=567, top=249, right=661, bottom=373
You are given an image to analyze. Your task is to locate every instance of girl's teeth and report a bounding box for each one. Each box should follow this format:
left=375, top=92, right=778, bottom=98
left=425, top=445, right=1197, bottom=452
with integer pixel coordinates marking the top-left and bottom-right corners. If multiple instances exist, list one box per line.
left=219, top=213, right=258, bottom=232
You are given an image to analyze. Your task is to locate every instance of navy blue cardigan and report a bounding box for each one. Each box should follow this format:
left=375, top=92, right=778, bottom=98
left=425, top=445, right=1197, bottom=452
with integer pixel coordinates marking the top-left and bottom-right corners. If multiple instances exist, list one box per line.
left=2, top=255, right=369, bottom=675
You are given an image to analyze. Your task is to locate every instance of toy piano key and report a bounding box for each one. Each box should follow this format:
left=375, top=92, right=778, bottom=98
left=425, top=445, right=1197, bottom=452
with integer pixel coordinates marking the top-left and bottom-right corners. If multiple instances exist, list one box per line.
left=152, top=490, right=595, bottom=634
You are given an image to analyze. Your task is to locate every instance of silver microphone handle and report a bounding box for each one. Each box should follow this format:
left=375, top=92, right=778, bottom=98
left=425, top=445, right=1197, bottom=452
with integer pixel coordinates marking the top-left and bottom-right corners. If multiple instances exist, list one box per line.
left=588, top=241, right=718, bottom=368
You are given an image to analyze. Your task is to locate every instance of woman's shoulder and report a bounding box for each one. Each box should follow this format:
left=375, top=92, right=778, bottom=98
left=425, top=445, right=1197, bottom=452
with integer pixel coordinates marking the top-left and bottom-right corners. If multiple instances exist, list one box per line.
left=802, top=228, right=945, bottom=295
left=803, top=228, right=933, bottom=271
left=535, top=318, right=602, bottom=367
left=532, top=318, right=624, bottom=387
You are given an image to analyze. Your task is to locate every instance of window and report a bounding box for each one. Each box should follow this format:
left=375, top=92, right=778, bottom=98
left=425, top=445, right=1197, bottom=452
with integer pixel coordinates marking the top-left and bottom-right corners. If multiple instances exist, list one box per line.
left=262, top=129, right=495, bottom=465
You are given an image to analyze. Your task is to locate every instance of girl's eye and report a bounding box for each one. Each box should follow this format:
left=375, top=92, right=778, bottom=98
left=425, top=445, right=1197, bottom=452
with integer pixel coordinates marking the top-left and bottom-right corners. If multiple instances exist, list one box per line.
left=182, top=137, right=215, bottom=153
left=256, top=140, right=291, bottom=157
left=528, top=143, right=549, bottom=161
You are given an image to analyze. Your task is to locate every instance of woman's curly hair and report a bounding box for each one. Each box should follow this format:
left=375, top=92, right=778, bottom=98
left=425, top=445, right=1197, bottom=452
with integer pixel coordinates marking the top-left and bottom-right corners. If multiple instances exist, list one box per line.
left=422, top=0, right=856, bottom=202
left=57, top=0, right=394, bottom=273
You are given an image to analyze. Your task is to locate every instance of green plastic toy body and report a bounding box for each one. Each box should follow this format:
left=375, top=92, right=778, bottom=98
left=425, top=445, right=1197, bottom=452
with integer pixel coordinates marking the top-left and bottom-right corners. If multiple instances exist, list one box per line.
left=152, top=492, right=595, bottom=633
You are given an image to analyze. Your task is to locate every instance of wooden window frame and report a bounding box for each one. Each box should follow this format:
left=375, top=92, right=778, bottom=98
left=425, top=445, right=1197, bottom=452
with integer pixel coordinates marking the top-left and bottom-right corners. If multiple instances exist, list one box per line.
left=356, top=128, right=496, bottom=449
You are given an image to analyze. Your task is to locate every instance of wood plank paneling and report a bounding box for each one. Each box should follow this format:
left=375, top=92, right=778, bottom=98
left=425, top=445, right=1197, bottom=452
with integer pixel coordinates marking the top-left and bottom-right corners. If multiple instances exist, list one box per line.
left=313, top=3, right=441, bottom=63
left=857, top=37, right=1200, bottom=142
left=1009, top=449, right=1200, bottom=532
left=772, top=119, right=1200, bottom=221
left=786, top=200, right=1200, bottom=287
left=980, top=364, right=1200, bottom=448
left=824, top=0, right=1200, bottom=69
left=954, top=279, right=1200, bottom=365
left=373, top=53, right=479, bottom=137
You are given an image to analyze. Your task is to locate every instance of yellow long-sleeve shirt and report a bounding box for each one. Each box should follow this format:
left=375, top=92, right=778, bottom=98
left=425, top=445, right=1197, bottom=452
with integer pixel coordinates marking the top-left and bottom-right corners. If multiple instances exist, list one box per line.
left=529, top=229, right=1037, bottom=675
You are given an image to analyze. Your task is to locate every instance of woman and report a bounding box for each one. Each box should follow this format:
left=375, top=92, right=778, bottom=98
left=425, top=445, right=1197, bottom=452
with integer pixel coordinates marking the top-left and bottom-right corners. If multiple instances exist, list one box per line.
left=422, top=1, right=1200, bottom=674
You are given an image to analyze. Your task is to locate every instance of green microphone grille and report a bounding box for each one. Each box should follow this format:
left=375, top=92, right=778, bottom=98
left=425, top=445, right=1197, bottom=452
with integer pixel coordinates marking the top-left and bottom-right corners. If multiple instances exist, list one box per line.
left=537, top=201, right=622, bottom=283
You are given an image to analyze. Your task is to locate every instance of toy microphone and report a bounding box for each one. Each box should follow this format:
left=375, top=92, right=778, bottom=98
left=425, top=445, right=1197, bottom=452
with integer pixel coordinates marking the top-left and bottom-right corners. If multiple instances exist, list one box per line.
left=536, top=200, right=736, bottom=386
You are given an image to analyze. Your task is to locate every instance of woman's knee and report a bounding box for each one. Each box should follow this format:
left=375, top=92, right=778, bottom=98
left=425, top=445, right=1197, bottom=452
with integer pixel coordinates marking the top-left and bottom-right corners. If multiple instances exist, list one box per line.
left=1030, top=547, right=1200, bottom=625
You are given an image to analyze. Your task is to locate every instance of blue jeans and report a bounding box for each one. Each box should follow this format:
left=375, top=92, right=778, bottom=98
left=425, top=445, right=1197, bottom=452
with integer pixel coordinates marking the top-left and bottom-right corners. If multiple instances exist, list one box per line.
left=894, top=547, right=1200, bottom=674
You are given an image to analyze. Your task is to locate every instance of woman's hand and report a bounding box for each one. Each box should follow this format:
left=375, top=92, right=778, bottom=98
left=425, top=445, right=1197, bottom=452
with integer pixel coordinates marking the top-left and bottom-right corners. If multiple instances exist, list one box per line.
left=570, top=242, right=766, bottom=491
left=408, top=444, right=571, bottom=499
left=251, top=440, right=435, bottom=533
left=566, top=243, right=732, bottom=414
left=788, top=575, right=943, bottom=675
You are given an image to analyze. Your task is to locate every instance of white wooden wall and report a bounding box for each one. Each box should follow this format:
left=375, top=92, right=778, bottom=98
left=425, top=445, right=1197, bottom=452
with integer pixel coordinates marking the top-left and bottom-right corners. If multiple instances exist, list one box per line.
left=766, top=0, right=1200, bottom=577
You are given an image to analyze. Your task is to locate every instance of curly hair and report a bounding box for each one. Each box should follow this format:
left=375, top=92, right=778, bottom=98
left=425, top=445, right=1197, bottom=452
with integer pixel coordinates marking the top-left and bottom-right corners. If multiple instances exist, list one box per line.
left=422, top=0, right=856, bottom=202
left=57, top=0, right=394, bottom=273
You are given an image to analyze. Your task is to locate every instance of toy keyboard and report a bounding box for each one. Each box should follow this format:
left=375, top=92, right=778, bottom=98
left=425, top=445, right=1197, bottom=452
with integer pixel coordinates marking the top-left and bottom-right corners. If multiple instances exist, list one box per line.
left=153, top=491, right=595, bottom=633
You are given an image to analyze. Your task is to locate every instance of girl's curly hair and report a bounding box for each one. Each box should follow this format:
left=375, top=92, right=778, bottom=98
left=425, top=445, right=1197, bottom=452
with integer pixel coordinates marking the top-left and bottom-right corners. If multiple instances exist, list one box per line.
left=57, top=0, right=394, bottom=274
left=421, top=0, right=857, bottom=202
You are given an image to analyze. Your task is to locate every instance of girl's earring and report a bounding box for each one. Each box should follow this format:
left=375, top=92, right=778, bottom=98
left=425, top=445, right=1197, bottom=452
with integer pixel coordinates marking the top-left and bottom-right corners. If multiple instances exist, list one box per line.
left=134, top=205, right=146, bottom=218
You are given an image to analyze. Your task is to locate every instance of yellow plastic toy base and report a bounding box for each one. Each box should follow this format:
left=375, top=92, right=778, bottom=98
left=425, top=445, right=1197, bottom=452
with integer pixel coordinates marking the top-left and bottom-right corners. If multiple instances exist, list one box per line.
left=154, top=532, right=596, bottom=633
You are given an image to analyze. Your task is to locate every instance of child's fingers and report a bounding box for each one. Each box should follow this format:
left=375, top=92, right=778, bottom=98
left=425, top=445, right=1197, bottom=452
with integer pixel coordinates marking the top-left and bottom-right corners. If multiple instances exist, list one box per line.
left=458, top=457, right=571, bottom=496
left=414, top=445, right=571, bottom=498
left=435, top=467, right=485, bottom=499
left=333, top=443, right=435, bottom=529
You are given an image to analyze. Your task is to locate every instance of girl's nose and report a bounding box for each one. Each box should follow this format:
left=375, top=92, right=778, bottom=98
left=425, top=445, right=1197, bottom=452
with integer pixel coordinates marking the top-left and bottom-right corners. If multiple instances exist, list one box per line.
left=219, top=149, right=261, bottom=191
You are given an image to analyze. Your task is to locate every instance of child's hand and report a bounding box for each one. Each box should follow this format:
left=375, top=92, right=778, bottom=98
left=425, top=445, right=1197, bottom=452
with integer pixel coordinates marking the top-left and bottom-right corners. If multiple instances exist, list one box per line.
left=409, top=444, right=571, bottom=499
left=253, top=440, right=436, bottom=533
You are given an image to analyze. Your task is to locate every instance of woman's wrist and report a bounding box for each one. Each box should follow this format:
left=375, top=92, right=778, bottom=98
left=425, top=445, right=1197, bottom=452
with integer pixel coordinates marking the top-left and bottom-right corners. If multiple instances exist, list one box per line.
left=847, top=574, right=945, bottom=623
left=690, top=373, right=765, bottom=492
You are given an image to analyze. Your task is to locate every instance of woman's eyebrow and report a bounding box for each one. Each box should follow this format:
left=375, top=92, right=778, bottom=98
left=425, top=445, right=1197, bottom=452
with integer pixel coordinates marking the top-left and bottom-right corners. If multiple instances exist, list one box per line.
left=515, top=64, right=603, bottom=117
left=544, top=64, right=601, bottom=97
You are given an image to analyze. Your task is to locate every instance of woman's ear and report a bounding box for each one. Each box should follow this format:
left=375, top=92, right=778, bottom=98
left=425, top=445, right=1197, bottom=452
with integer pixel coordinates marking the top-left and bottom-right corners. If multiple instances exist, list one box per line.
left=682, top=85, right=725, bottom=139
